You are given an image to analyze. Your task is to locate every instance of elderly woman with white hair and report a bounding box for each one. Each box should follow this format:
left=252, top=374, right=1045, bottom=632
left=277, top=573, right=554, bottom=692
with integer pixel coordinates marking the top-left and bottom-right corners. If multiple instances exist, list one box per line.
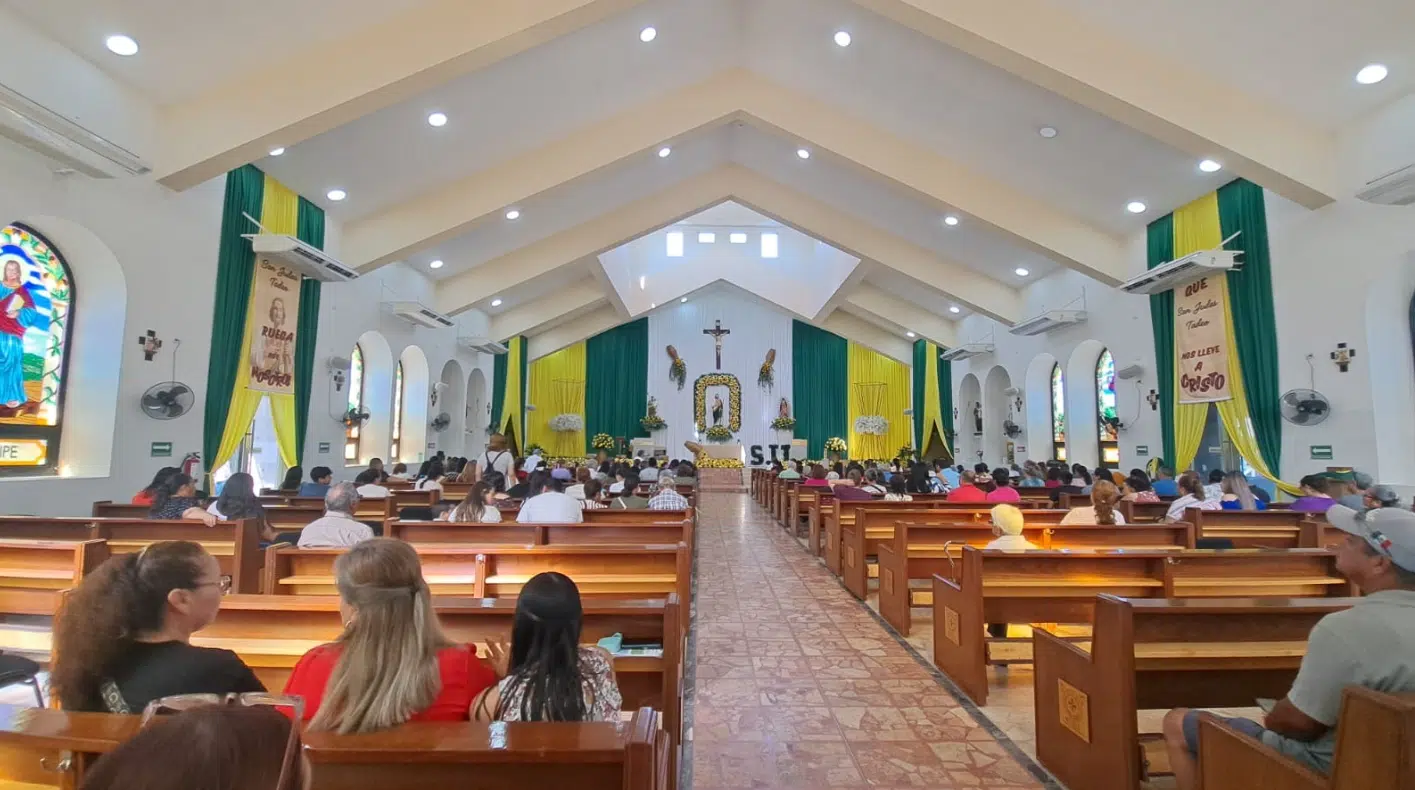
left=984, top=504, right=1036, bottom=639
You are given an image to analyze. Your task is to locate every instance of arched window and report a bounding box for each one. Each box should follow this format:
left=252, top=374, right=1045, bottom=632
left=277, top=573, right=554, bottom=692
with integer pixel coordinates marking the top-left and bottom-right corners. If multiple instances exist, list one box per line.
left=345, top=344, right=364, bottom=462
left=0, top=224, right=75, bottom=476
left=390, top=361, right=404, bottom=461
left=1096, top=349, right=1119, bottom=465
left=1050, top=362, right=1066, bottom=462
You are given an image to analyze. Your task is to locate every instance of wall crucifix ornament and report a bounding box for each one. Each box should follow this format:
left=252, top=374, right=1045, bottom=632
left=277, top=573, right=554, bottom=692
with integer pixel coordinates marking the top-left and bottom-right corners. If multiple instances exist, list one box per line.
left=136, top=330, right=163, bottom=361
left=702, top=320, right=730, bottom=370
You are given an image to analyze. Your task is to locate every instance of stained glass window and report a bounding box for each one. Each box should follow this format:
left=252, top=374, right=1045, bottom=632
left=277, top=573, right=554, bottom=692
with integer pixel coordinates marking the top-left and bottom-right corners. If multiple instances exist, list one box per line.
left=390, top=362, right=404, bottom=461
left=1096, top=349, right=1120, bottom=464
left=0, top=224, right=74, bottom=476
left=1050, top=363, right=1066, bottom=462
left=345, top=344, right=364, bottom=462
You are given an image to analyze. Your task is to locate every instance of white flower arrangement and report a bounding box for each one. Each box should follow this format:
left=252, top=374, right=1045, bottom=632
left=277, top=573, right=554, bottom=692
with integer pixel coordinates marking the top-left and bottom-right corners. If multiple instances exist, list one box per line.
left=854, top=415, right=889, bottom=435
left=549, top=413, right=584, bottom=433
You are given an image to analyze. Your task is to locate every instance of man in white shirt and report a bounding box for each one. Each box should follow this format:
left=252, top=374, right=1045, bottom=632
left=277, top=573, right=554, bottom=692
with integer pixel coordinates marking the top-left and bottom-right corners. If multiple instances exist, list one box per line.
left=515, top=472, right=583, bottom=524
left=353, top=469, right=389, bottom=498
left=477, top=434, right=516, bottom=489
left=298, top=483, right=375, bottom=548
left=639, top=458, right=660, bottom=483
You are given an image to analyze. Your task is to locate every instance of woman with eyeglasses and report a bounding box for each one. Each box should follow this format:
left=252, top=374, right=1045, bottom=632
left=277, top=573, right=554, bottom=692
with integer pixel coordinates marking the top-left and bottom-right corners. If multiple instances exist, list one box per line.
left=282, top=538, right=498, bottom=733
left=52, top=541, right=262, bottom=713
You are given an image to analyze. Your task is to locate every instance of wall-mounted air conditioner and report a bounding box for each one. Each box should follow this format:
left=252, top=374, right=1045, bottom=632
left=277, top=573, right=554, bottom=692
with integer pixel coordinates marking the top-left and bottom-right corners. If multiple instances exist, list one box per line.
left=459, top=337, right=509, bottom=355
left=247, top=234, right=358, bottom=282
left=1356, top=163, right=1415, bottom=206
left=0, top=81, right=151, bottom=178
left=940, top=343, right=994, bottom=362
left=387, top=301, right=455, bottom=330
left=1119, top=242, right=1242, bottom=296
left=1008, top=310, right=1087, bottom=336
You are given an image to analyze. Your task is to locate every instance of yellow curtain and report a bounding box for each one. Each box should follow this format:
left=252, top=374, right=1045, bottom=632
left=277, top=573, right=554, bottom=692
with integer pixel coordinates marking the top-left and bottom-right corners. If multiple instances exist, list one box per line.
left=212, top=174, right=302, bottom=473
left=847, top=342, right=911, bottom=460
left=921, top=343, right=946, bottom=452
left=500, top=337, right=525, bottom=446
left=526, top=342, right=587, bottom=458
left=1170, top=192, right=1298, bottom=494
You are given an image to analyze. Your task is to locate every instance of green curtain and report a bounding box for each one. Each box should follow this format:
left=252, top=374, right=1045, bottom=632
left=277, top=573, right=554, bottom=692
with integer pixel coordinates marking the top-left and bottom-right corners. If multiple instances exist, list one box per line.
left=203, top=165, right=264, bottom=483
left=912, top=340, right=928, bottom=451
left=293, top=198, right=324, bottom=464
left=585, top=318, right=648, bottom=451
left=1217, top=178, right=1281, bottom=474
left=1147, top=214, right=1176, bottom=468
left=519, top=336, right=529, bottom=442
left=490, top=350, right=508, bottom=436
left=791, top=320, right=847, bottom=458
left=938, top=356, right=954, bottom=448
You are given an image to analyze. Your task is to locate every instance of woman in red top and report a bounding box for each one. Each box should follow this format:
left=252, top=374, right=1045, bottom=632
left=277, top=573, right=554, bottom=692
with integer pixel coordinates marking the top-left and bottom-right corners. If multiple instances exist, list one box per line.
left=132, top=466, right=179, bottom=506
left=802, top=464, right=832, bottom=488
left=283, top=539, right=497, bottom=733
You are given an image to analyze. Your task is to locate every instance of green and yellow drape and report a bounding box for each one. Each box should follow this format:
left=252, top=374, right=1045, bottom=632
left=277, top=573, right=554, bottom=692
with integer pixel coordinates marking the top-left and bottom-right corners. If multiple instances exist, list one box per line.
left=527, top=341, right=587, bottom=457
left=912, top=339, right=953, bottom=461
left=203, top=166, right=324, bottom=483
left=1147, top=179, right=1294, bottom=493
left=490, top=337, right=528, bottom=449
left=847, top=342, right=911, bottom=460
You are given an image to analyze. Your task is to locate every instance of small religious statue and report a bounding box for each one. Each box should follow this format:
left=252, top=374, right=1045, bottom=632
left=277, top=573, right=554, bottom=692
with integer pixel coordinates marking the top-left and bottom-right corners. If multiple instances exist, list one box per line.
left=711, top=394, right=724, bottom=426
left=778, top=398, right=791, bottom=421
left=972, top=402, right=983, bottom=435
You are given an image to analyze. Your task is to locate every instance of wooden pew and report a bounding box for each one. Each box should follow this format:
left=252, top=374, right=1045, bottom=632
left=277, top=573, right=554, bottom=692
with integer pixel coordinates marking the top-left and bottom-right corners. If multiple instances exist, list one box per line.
left=805, top=489, right=836, bottom=557
left=0, top=517, right=262, bottom=594
left=774, top=479, right=796, bottom=526
left=930, top=547, right=1351, bottom=705
left=876, top=522, right=1196, bottom=635
left=263, top=542, right=690, bottom=608
left=1119, top=499, right=1172, bottom=523
left=1198, top=687, right=1415, bottom=790
left=1033, top=594, right=1354, bottom=790
left=838, top=506, right=1069, bottom=600
left=1186, top=508, right=1328, bottom=548
left=0, top=538, right=108, bottom=656
left=385, top=518, right=692, bottom=549
left=0, top=705, right=670, bottom=790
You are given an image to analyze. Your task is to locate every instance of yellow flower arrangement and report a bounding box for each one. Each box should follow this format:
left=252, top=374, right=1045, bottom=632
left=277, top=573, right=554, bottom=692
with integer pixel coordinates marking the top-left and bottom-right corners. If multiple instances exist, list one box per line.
left=697, top=456, right=745, bottom=469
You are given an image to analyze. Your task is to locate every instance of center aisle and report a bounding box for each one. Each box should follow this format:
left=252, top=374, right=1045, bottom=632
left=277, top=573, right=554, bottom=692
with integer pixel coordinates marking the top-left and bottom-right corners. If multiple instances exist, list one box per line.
left=687, top=492, right=1052, bottom=789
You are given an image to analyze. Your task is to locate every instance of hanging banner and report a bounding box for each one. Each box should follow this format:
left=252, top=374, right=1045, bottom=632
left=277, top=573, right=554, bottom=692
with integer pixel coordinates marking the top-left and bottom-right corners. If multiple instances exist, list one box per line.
left=1175, top=275, right=1231, bottom=403
left=247, top=257, right=300, bottom=394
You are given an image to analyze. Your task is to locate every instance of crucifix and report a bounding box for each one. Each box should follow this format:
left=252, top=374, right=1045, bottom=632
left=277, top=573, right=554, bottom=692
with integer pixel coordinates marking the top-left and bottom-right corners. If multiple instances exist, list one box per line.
left=136, top=329, right=163, bottom=361
left=703, top=320, right=730, bottom=370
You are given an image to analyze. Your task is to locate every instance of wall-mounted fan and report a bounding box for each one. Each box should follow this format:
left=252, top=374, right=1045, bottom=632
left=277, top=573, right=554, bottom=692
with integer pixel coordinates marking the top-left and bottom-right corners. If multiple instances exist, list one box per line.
left=1002, top=419, right=1022, bottom=438
left=1280, top=388, right=1330, bottom=426
left=430, top=412, right=451, bottom=432
left=141, top=382, right=194, bottom=420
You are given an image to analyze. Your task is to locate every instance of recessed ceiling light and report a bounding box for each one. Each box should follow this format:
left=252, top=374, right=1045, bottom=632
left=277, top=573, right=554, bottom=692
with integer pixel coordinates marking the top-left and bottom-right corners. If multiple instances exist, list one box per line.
left=658, top=146, right=671, bottom=158
left=639, top=26, right=657, bottom=43
left=1015, top=267, right=1030, bottom=277
left=1356, top=63, right=1389, bottom=85
left=490, top=298, right=503, bottom=307
left=427, top=112, right=448, bottom=127
left=505, top=209, right=521, bottom=220
left=834, top=31, right=852, bottom=47
left=429, top=259, right=444, bottom=269
left=326, top=189, right=346, bottom=201
left=906, top=331, right=916, bottom=338
left=1199, top=159, right=1222, bottom=173
left=943, top=215, right=960, bottom=227
left=268, top=147, right=285, bottom=157
left=949, top=305, right=961, bottom=314
left=796, top=148, right=811, bottom=160
left=105, top=34, right=139, bottom=56
left=1038, top=126, right=1058, bottom=139
left=729, top=232, right=747, bottom=244
left=680, top=297, right=688, bottom=303
left=1126, top=201, right=1147, bottom=214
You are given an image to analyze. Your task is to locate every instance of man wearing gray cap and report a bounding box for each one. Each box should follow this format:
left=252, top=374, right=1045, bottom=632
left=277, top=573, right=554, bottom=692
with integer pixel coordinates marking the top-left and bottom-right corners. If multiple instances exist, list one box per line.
left=1162, top=504, right=1415, bottom=787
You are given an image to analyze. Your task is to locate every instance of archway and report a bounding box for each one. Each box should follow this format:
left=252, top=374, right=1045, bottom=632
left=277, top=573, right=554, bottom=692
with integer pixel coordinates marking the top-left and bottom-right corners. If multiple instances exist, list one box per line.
left=352, top=330, right=394, bottom=467
left=1024, top=353, right=1059, bottom=464
left=436, top=359, right=467, bottom=457
left=397, top=345, right=430, bottom=464
left=467, top=367, right=489, bottom=457
left=982, top=365, right=1014, bottom=467
left=1065, top=339, right=1107, bottom=469
left=956, top=372, right=982, bottom=465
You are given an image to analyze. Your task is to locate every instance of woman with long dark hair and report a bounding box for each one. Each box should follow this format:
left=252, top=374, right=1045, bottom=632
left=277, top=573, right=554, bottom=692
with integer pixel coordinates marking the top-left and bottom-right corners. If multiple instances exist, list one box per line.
left=906, top=462, right=933, bottom=495
left=51, top=541, right=262, bottom=712
left=150, top=474, right=216, bottom=524
left=278, top=466, right=303, bottom=494
left=473, top=572, right=620, bottom=722
left=208, top=473, right=276, bottom=541
left=132, top=467, right=179, bottom=506
left=444, top=481, right=501, bottom=523
left=415, top=459, right=445, bottom=491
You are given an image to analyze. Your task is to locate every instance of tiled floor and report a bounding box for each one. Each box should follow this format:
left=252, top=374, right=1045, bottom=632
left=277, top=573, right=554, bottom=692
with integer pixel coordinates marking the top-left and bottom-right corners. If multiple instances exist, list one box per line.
left=690, top=493, right=1051, bottom=789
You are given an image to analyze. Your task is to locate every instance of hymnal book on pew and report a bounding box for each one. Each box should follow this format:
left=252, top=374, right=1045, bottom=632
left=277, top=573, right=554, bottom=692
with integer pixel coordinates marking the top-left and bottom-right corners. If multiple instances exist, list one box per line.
left=613, top=644, right=662, bottom=658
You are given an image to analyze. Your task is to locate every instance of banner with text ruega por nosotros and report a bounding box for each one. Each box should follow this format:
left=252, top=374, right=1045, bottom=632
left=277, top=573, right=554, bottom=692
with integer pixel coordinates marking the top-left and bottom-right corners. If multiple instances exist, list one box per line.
left=247, top=257, right=300, bottom=395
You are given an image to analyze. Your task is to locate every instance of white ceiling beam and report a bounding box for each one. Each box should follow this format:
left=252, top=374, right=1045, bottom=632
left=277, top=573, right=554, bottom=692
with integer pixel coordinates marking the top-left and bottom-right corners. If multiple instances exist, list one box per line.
left=489, top=281, right=608, bottom=340
left=819, top=312, right=914, bottom=364
left=845, top=285, right=958, bottom=348
left=812, top=263, right=873, bottom=324
left=435, top=169, right=736, bottom=316
left=853, top=0, right=1338, bottom=208
left=527, top=304, right=622, bottom=361
left=154, top=0, right=647, bottom=190
left=726, top=166, right=1022, bottom=323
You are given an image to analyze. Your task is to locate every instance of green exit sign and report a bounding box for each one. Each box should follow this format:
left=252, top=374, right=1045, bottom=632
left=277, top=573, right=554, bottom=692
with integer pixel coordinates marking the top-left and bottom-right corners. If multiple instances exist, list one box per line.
left=1310, top=445, right=1333, bottom=460
left=150, top=442, right=172, bottom=458
left=1134, top=445, right=1149, bottom=457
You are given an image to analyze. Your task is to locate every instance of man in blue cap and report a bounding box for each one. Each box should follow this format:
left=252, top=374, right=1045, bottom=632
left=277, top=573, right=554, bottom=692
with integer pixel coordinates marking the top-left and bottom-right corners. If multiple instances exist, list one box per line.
left=1161, top=504, right=1415, bottom=787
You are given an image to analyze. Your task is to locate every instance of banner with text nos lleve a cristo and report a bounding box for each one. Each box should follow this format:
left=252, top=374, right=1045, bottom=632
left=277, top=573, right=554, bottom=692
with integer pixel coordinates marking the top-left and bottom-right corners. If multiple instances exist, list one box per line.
left=1175, top=274, right=1232, bottom=404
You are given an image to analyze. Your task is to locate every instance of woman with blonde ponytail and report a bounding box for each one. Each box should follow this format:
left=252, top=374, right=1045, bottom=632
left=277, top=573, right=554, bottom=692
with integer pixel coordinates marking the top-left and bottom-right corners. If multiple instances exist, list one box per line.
left=1061, top=480, right=1126, bottom=525
left=282, top=539, right=497, bottom=732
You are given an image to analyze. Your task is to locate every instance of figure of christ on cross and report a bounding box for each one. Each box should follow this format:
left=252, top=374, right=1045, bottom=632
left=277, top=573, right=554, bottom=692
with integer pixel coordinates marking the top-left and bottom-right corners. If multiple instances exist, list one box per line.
left=703, top=319, right=730, bottom=370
